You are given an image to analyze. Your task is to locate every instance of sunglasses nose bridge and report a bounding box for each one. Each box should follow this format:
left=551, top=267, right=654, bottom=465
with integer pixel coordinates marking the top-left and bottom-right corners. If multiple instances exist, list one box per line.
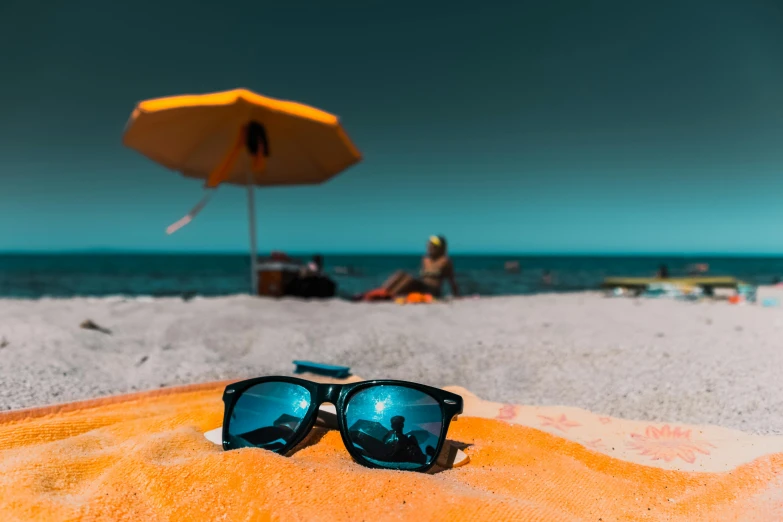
left=317, top=384, right=342, bottom=405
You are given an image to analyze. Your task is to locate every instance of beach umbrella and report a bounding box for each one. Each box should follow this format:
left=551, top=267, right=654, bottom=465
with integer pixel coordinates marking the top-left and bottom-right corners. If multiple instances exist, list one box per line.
left=122, top=88, right=362, bottom=294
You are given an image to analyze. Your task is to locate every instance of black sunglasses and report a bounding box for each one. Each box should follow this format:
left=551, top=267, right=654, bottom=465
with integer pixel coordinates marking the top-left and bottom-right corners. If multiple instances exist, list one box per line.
left=221, top=376, right=463, bottom=472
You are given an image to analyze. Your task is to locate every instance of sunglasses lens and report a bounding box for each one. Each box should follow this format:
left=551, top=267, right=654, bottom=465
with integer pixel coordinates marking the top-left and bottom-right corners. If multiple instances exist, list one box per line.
left=226, top=382, right=311, bottom=452
left=344, top=385, right=443, bottom=469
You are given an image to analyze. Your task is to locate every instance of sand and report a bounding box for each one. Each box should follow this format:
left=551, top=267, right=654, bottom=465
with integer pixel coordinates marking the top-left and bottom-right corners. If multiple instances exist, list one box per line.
left=1, top=292, right=782, bottom=435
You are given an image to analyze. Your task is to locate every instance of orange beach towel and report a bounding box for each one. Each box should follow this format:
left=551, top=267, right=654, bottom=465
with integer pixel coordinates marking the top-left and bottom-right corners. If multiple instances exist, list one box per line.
left=1, top=378, right=782, bottom=521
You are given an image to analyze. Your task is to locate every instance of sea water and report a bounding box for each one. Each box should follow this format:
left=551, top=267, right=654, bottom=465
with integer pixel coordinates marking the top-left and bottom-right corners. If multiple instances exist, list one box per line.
left=1, top=253, right=782, bottom=299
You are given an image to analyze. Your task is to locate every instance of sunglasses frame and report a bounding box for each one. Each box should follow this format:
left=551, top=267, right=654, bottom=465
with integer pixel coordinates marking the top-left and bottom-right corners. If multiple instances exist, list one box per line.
left=221, top=376, right=463, bottom=472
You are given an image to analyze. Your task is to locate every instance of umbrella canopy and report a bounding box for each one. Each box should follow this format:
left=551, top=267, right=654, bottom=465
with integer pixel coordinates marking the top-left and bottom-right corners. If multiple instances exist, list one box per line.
left=122, top=88, right=362, bottom=295
left=123, top=88, right=362, bottom=187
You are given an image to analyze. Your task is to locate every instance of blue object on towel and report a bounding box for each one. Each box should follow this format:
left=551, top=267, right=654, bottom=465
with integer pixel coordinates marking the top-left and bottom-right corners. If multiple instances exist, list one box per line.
left=762, top=298, right=780, bottom=308
left=293, top=360, right=352, bottom=378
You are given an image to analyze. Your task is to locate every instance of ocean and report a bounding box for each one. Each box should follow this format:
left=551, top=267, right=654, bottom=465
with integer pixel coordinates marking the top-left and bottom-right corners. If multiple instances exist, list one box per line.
left=2, top=254, right=783, bottom=299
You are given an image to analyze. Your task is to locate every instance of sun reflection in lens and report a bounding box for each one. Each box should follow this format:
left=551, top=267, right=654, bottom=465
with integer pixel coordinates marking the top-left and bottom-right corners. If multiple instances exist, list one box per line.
left=298, top=399, right=308, bottom=410
left=374, top=400, right=387, bottom=413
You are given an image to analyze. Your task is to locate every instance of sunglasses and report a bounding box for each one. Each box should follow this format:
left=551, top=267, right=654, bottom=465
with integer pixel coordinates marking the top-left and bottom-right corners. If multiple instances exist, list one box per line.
left=220, top=376, right=463, bottom=472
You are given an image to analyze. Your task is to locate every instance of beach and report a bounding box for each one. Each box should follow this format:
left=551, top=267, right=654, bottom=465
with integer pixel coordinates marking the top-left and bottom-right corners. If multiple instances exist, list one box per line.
left=1, top=292, right=781, bottom=435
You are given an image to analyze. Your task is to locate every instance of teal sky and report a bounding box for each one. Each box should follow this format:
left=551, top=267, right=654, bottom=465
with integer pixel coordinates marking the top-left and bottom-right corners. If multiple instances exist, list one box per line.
left=1, top=1, right=782, bottom=254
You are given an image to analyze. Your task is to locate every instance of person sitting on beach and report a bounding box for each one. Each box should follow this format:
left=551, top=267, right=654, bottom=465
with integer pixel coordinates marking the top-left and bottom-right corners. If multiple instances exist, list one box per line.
left=301, top=254, right=324, bottom=277
left=287, top=254, right=336, bottom=298
left=379, top=236, right=459, bottom=298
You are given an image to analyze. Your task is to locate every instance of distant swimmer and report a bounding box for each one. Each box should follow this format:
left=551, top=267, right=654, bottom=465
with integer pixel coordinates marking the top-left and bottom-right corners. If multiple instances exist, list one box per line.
left=541, top=270, right=553, bottom=286
left=687, top=263, right=709, bottom=275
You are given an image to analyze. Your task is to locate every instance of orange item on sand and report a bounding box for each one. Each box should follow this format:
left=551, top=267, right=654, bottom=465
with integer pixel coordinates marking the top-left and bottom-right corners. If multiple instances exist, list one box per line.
left=362, top=288, right=392, bottom=301
left=728, top=295, right=744, bottom=304
left=2, top=380, right=783, bottom=520
left=398, top=292, right=434, bottom=305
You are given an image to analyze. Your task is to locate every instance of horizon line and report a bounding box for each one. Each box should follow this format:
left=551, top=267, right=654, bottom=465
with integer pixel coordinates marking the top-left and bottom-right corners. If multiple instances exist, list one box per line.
left=2, top=250, right=783, bottom=258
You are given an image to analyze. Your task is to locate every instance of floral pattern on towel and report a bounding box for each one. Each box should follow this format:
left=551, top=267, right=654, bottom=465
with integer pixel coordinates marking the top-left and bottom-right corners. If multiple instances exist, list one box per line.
left=496, top=404, right=518, bottom=421
left=627, top=425, right=716, bottom=464
left=538, top=414, right=581, bottom=432
left=585, top=438, right=606, bottom=451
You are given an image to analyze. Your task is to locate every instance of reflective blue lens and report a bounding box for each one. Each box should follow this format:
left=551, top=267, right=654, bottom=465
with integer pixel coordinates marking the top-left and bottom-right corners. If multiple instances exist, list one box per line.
left=227, top=382, right=311, bottom=452
left=344, top=385, right=443, bottom=469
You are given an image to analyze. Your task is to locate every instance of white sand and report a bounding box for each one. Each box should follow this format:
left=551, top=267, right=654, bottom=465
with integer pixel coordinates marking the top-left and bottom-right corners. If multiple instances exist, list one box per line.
left=1, top=292, right=782, bottom=434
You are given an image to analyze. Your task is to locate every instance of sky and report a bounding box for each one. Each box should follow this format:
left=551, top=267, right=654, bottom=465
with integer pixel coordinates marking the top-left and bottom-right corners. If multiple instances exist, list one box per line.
left=0, top=0, right=782, bottom=254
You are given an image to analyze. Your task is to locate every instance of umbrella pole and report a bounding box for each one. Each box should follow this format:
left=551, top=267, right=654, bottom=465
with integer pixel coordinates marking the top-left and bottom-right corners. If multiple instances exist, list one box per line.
left=247, top=180, right=258, bottom=295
